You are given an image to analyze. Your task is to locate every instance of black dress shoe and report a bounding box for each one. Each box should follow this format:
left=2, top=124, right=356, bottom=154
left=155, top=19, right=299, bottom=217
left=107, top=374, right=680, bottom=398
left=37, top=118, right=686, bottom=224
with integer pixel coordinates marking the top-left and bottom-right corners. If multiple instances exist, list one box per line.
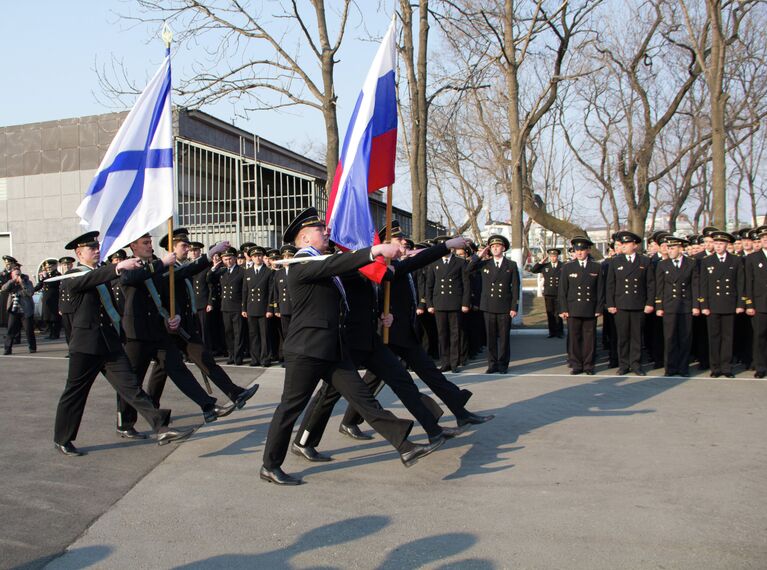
left=291, top=443, right=332, bottom=462
left=710, top=371, right=721, bottom=378
left=457, top=411, right=496, bottom=428
left=260, top=466, right=301, bottom=485
left=400, top=437, right=445, bottom=467
left=116, top=427, right=148, bottom=440
left=203, top=403, right=236, bottom=423
left=429, top=425, right=464, bottom=444
left=234, top=383, right=260, bottom=409
left=262, top=360, right=271, bottom=368
left=633, top=369, right=646, bottom=376
left=234, top=358, right=243, bottom=366
left=55, top=442, right=84, bottom=456
left=497, top=367, right=508, bottom=374
left=226, top=358, right=235, bottom=365
left=609, top=361, right=619, bottom=368
left=755, top=371, right=766, bottom=379
left=618, top=368, right=629, bottom=376
left=157, top=427, right=195, bottom=446
left=249, top=361, right=259, bottom=367
left=584, top=370, right=595, bottom=375
left=439, top=364, right=451, bottom=372
left=723, top=373, right=734, bottom=378
left=2, top=350, right=10, bottom=356
left=451, top=366, right=461, bottom=373
left=571, top=369, right=582, bottom=375
left=485, top=366, right=498, bottom=374
left=338, top=423, right=374, bottom=440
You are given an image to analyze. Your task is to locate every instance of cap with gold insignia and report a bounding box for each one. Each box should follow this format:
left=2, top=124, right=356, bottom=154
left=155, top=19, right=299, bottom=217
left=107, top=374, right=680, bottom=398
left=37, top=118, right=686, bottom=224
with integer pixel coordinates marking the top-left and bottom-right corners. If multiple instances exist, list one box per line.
left=487, top=234, right=510, bottom=251
left=248, top=246, right=267, bottom=257
left=378, top=220, right=406, bottom=242
left=737, top=227, right=753, bottom=240
left=710, top=231, right=734, bottom=243
left=283, top=207, right=325, bottom=244
left=58, top=256, right=75, bottom=264
left=159, top=228, right=190, bottom=250
left=42, top=258, right=58, bottom=268
left=755, top=225, right=767, bottom=239
left=239, top=242, right=256, bottom=254
left=571, top=236, right=594, bottom=250
left=2, top=255, right=18, bottom=264
left=189, top=241, right=204, bottom=250
left=267, top=249, right=280, bottom=260
left=220, top=246, right=237, bottom=258
left=65, top=231, right=100, bottom=250
left=433, top=235, right=451, bottom=245
left=662, top=234, right=688, bottom=247
left=280, top=245, right=298, bottom=257
left=614, top=231, right=641, bottom=244
left=236, top=252, right=246, bottom=260
left=547, top=247, right=562, bottom=255
left=107, top=249, right=127, bottom=262
left=701, top=226, right=720, bottom=237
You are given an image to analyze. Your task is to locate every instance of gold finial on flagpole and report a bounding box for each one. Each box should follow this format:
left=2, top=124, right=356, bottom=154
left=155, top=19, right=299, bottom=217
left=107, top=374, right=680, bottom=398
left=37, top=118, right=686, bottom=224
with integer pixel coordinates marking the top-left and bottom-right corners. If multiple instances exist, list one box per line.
left=161, top=21, right=173, bottom=48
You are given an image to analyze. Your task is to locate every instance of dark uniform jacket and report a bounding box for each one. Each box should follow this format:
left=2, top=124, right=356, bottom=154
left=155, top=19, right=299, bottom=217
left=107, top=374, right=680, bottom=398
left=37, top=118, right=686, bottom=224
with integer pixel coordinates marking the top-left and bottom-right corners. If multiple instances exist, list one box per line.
left=158, top=257, right=212, bottom=332
left=207, top=267, right=224, bottom=310
left=558, top=259, right=604, bottom=317
left=192, top=267, right=211, bottom=310
left=219, top=265, right=245, bottom=313
left=273, top=267, right=292, bottom=316
left=531, top=261, right=562, bottom=296
left=67, top=264, right=124, bottom=355
left=745, top=250, right=767, bottom=313
left=34, top=270, right=61, bottom=319
left=1, top=275, right=35, bottom=316
left=59, top=271, right=76, bottom=315
left=426, top=255, right=471, bottom=311
left=470, top=257, right=520, bottom=314
left=606, top=254, right=656, bottom=310
left=242, top=265, right=273, bottom=317
left=699, top=252, right=745, bottom=313
left=283, top=248, right=374, bottom=361
left=120, top=259, right=170, bottom=342
left=654, top=257, right=698, bottom=314
left=385, top=244, right=450, bottom=347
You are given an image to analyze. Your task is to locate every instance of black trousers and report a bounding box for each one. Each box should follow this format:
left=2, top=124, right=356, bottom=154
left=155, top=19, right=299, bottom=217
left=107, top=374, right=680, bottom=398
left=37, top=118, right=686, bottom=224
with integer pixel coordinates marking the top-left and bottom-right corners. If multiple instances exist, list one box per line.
left=692, top=314, right=709, bottom=369
left=734, top=312, right=753, bottom=368
left=295, top=337, right=443, bottom=447
left=646, top=313, right=665, bottom=368
left=603, top=311, right=618, bottom=366
left=247, top=315, right=269, bottom=364
left=752, top=313, right=767, bottom=374
left=45, top=313, right=62, bottom=338
left=615, top=310, right=645, bottom=371
left=484, top=312, right=511, bottom=369
left=268, top=316, right=281, bottom=360
left=707, top=313, right=735, bottom=374
left=117, top=338, right=215, bottom=429
left=262, top=353, right=413, bottom=469
left=222, top=310, right=245, bottom=360
left=209, top=306, right=227, bottom=355
left=146, top=332, right=244, bottom=403
left=195, top=309, right=213, bottom=353
left=662, top=312, right=692, bottom=375
left=54, top=351, right=170, bottom=444
left=3, top=312, right=35, bottom=352
left=544, top=296, right=563, bottom=336
left=345, top=342, right=473, bottom=430
left=435, top=310, right=461, bottom=369
left=568, top=316, right=597, bottom=372
left=61, top=313, right=73, bottom=345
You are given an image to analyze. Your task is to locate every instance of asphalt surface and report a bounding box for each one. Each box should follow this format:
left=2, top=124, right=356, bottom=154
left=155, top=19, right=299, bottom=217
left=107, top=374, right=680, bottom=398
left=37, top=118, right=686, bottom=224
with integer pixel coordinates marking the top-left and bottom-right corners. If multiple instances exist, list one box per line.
left=2, top=333, right=766, bottom=569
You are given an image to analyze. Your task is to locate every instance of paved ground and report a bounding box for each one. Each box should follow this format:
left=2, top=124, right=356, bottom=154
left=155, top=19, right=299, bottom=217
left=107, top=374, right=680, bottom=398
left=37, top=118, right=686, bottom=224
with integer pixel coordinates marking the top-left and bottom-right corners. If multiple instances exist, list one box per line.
left=2, top=333, right=766, bottom=569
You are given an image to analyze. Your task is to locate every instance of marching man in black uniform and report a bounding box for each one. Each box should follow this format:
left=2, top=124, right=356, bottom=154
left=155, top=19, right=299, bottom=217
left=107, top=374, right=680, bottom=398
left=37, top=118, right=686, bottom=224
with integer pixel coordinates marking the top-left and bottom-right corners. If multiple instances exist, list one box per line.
left=52, top=231, right=193, bottom=456
left=219, top=247, right=246, bottom=364
left=241, top=245, right=274, bottom=367
left=606, top=231, right=655, bottom=375
left=260, top=208, right=440, bottom=486
left=654, top=235, right=699, bottom=377
left=532, top=247, right=564, bottom=338
left=470, top=235, right=520, bottom=373
left=426, top=236, right=471, bottom=372
left=558, top=237, right=603, bottom=375
left=58, top=256, right=76, bottom=345
left=35, top=259, right=62, bottom=339
left=699, top=231, right=745, bottom=378
left=745, top=227, right=767, bottom=378
left=273, top=245, right=296, bottom=339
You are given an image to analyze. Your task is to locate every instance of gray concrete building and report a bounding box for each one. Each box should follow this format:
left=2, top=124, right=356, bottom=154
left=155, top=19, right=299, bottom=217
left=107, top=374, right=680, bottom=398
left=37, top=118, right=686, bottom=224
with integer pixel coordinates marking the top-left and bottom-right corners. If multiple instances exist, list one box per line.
left=0, top=108, right=440, bottom=271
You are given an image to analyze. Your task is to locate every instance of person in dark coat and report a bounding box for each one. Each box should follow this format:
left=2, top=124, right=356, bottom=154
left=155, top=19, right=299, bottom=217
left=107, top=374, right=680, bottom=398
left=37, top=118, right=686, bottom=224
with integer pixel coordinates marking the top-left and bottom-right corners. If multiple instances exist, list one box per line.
left=260, top=208, right=440, bottom=486
left=469, top=235, right=520, bottom=374
left=699, top=231, right=745, bottom=378
left=107, top=250, right=127, bottom=315
left=219, top=247, right=246, bottom=364
left=2, top=265, right=36, bottom=354
left=52, top=231, right=193, bottom=457
left=241, top=245, right=274, bottom=367
left=654, top=235, right=699, bottom=377
left=531, top=247, right=564, bottom=338
left=57, top=256, right=76, bottom=345
left=273, top=245, right=296, bottom=361
left=558, top=237, right=604, bottom=375
left=606, top=231, right=656, bottom=376
left=745, top=227, right=767, bottom=378
left=34, top=258, right=62, bottom=339
left=426, top=236, right=471, bottom=372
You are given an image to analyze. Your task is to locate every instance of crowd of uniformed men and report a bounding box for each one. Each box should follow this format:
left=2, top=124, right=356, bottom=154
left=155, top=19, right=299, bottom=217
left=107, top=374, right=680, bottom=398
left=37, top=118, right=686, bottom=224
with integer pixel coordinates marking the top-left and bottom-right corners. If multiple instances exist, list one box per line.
left=0, top=212, right=765, bottom=484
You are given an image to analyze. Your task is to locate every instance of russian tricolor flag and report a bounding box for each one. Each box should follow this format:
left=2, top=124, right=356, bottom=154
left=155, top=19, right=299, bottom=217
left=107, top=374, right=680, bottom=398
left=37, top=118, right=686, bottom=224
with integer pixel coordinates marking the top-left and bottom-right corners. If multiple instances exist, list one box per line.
left=326, top=18, right=397, bottom=253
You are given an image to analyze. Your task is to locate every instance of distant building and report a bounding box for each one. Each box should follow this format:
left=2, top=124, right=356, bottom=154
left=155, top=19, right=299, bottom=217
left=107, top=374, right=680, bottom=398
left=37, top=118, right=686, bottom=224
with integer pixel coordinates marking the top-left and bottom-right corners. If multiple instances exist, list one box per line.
left=0, top=108, right=442, bottom=268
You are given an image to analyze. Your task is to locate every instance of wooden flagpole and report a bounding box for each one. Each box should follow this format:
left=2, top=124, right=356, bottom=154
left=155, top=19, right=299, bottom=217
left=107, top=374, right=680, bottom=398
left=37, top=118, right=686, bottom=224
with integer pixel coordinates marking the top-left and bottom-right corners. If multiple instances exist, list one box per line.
left=163, top=24, right=175, bottom=319
left=382, top=184, right=393, bottom=344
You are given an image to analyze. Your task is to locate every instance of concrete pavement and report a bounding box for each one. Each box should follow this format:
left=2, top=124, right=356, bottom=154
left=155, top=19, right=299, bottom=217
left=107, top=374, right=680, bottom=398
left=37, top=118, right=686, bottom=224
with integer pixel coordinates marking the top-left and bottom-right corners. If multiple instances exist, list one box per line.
left=2, top=334, right=766, bottom=569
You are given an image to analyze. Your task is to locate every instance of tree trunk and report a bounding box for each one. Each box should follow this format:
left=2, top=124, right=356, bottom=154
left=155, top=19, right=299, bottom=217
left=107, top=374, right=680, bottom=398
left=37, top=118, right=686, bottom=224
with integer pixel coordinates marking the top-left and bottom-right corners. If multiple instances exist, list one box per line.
left=706, top=0, right=727, bottom=229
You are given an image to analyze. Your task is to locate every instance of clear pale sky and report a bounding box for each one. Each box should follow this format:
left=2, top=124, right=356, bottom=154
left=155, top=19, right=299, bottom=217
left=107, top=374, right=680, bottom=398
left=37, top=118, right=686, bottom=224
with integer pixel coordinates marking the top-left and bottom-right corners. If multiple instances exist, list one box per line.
left=0, top=1, right=393, bottom=159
